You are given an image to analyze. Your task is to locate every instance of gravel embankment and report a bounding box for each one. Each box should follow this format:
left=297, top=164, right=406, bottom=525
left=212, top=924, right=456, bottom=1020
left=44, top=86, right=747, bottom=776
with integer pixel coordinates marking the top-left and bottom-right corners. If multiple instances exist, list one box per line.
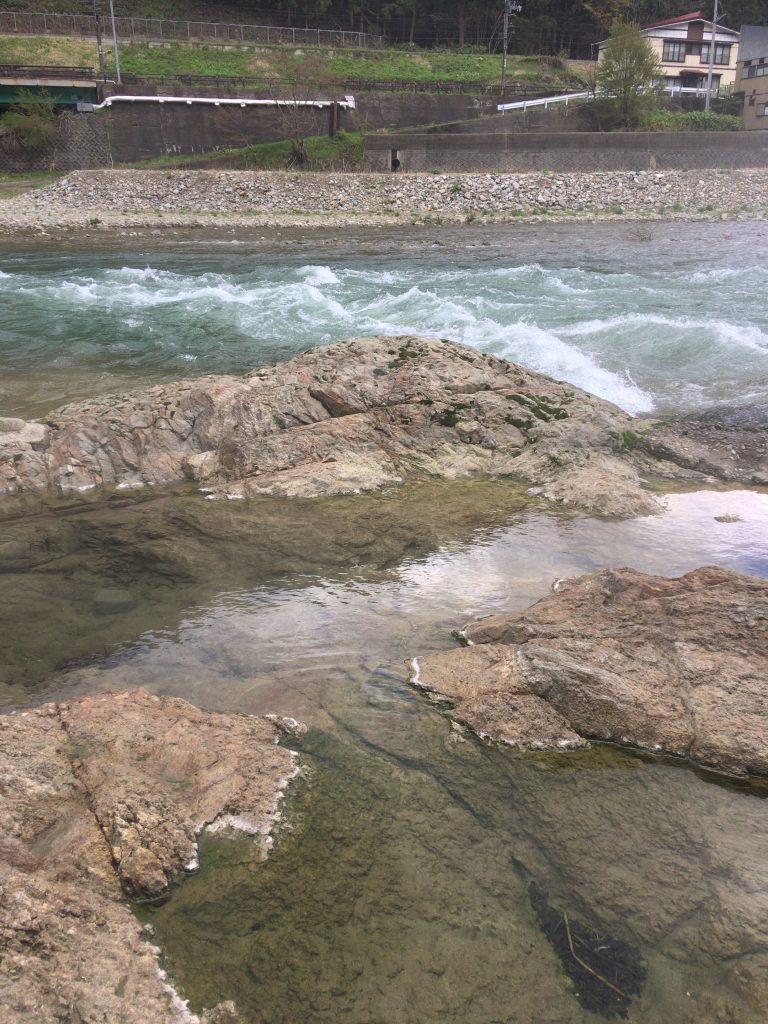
left=1, top=168, right=767, bottom=233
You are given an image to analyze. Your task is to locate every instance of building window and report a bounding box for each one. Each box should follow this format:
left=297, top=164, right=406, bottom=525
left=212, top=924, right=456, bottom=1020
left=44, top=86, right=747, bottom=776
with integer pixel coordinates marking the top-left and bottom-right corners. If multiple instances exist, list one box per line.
left=744, top=63, right=768, bottom=79
left=663, top=41, right=686, bottom=62
left=700, top=43, right=731, bottom=65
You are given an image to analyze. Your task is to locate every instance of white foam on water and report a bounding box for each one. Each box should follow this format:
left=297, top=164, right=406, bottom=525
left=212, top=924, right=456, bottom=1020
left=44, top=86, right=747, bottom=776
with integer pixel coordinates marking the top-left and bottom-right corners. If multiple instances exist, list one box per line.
left=488, top=262, right=546, bottom=278
left=688, top=264, right=768, bottom=284
left=560, top=312, right=768, bottom=352
left=4, top=252, right=768, bottom=417
left=335, top=283, right=655, bottom=414
left=298, top=264, right=340, bottom=285
left=490, top=322, right=655, bottom=415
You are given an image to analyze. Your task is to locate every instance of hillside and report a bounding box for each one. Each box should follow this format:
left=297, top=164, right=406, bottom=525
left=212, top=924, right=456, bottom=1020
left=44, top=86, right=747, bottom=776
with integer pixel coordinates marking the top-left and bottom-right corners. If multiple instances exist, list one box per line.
left=0, top=34, right=585, bottom=90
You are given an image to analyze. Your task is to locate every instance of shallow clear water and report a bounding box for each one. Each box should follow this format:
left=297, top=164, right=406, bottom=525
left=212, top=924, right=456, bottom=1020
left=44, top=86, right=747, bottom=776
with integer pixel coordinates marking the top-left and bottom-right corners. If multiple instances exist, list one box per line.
left=12, top=482, right=768, bottom=1024
left=2, top=224, right=768, bottom=1023
left=1, top=221, right=767, bottom=418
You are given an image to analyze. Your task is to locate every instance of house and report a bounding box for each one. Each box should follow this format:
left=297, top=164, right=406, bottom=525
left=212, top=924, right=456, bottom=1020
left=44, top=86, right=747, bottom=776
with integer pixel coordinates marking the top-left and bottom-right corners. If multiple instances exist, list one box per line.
left=597, top=11, right=740, bottom=94
left=733, top=24, right=768, bottom=128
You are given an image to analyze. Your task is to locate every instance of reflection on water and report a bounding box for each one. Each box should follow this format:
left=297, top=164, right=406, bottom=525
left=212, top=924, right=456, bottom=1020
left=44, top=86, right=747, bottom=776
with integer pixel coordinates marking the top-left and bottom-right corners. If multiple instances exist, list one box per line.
left=3, top=481, right=768, bottom=1022
left=33, top=486, right=768, bottom=719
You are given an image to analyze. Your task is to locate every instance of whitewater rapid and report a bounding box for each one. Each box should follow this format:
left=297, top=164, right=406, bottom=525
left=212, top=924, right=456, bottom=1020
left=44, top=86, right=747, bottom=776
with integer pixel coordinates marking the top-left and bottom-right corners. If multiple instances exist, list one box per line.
left=2, top=247, right=767, bottom=417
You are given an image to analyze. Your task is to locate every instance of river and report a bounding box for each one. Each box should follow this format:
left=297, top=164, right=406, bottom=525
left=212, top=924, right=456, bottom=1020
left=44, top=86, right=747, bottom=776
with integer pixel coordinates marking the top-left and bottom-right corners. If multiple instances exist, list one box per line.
left=1, top=221, right=768, bottom=1023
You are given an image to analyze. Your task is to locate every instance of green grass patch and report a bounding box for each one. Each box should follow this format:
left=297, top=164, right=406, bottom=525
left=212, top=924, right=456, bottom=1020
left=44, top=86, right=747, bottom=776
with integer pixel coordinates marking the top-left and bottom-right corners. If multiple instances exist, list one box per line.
left=640, top=109, right=742, bottom=132
left=118, top=41, right=253, bottom=78
left=120, top=129, right=365, bottom=170
left=0, top=169, right=61, bottom=183
left=0, top=35, right=580, bottom=89
left=0, top=34, right=101, bottom=68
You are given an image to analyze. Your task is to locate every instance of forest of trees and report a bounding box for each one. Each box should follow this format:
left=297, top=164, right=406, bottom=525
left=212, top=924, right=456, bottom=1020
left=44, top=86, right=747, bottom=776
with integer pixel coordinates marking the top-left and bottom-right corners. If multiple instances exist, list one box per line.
left=4, top=0, right=768, bottom=56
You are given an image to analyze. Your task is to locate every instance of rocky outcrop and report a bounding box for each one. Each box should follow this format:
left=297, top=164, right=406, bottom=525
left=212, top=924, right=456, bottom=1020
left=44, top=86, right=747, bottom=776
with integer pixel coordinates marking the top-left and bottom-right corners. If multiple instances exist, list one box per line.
left=639, top=403, right=768, bottom=487
left=0, top=335, right=682, bottom=516
left=414, top=566, right=768, bottom=776
left=0, top=689, right=300, bottom=1023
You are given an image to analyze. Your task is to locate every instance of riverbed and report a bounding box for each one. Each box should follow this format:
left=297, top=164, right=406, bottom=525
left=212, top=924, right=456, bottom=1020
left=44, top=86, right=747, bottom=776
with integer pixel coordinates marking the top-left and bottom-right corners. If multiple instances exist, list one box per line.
left=2, top=221, right=768, bottom=1023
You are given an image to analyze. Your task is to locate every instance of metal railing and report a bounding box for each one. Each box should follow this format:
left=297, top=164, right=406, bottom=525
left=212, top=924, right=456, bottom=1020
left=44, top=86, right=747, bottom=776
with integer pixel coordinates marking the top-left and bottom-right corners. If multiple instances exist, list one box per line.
left=663, top=83, right=722, bottom=97
left=0, top=11, right=384, bottom=49
left=497, top=90, right=591, bottom=112
left=91, top=94, right=356, bottom=110
left=497, top=83, right=722, bottom=113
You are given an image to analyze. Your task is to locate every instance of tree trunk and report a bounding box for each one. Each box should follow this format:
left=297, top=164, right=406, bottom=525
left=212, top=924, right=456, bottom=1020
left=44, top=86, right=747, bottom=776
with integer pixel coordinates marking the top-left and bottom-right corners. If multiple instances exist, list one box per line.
left=458, top=0, right=465, bottom=47
left=409, top=3, right=416, bottom=45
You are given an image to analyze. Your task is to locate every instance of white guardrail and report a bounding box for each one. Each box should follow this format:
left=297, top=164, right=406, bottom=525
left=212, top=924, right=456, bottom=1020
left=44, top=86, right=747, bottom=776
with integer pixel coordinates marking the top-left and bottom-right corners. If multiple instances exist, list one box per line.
left=90, top=94, right=356, bottom=110
left=497, top=90, right=592, bottom=113
left=497, top=84, right=720, bottom=113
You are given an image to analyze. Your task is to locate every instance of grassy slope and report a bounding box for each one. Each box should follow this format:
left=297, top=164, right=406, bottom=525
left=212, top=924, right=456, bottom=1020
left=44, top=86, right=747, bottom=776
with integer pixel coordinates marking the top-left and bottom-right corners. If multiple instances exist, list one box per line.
left=119, top=130, right=366, bottom=170
left=0, top=34, right=580, bottom=87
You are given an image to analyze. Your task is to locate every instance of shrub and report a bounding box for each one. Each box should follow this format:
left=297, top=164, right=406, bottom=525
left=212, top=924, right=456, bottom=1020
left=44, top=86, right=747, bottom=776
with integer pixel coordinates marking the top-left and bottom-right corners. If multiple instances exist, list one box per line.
left=0, top=91, right=58, bottom=151
left=640, top=109, right=742, bottom=132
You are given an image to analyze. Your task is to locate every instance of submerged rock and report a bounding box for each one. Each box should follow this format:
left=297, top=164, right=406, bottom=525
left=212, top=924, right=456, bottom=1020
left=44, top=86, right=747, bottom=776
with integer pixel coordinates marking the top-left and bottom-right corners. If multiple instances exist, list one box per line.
left=415, top=566, right=768, bottom=776
left=93, top=586, right=136, bottom=615
left=0, top=689, right=300, bottom=1022
left=0, top=335, right=671, bottom=516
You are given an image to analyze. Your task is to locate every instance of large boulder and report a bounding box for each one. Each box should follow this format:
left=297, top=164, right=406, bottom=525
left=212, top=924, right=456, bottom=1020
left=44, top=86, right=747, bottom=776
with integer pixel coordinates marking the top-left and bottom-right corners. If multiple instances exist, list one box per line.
left=0, top=689, right=299, bottom=1023
left=0, top=336, right=668, bottom=516
left=414, top=566, right=768, bottom=776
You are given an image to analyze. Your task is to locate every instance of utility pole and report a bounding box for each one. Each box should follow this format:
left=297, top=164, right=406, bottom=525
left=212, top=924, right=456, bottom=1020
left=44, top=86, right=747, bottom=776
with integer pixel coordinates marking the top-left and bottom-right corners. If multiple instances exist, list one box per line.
left=501, top=1, right=522, bottom=99
left=705, top=0, right=721, bottom=112
left=108, top=0, right=121, bottom=85
left=91, top=0, right=106, bottom=81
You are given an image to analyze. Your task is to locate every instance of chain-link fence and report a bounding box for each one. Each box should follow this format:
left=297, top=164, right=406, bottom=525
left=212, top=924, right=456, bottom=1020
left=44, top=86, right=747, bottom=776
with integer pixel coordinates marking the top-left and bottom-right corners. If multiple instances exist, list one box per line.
left=0, top=11, right=384, bottom=49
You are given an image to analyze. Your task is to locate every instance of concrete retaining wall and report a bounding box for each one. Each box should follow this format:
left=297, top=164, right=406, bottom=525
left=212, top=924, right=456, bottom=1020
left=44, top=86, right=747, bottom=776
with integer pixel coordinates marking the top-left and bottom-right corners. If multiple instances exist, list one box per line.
left=105, top=103, right=329, bottom=163
left=3, top=98, right=765, bottom=174
left=0, top=87, right=501, bottom=172
left=367, top=130, right=768, bottom=172
left=0, top=114, right=111, bottom=173
left=102, top=87, right=498, bottom=163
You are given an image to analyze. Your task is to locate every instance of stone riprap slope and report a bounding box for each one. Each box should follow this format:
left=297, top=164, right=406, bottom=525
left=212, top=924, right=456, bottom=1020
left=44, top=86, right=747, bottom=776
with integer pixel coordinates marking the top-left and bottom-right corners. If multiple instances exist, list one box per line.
left=1, top=335, right=668, bottom=516
left=0, top=689, right=299, bottom=1023
left=3, top=167, right=767, bottom=230
left=415, top=566, right=768, bottom=777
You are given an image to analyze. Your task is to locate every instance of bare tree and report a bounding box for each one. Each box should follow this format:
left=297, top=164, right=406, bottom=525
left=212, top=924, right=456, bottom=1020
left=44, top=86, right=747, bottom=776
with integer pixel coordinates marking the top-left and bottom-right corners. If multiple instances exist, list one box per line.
left=269, top=53, right=344, bottom=168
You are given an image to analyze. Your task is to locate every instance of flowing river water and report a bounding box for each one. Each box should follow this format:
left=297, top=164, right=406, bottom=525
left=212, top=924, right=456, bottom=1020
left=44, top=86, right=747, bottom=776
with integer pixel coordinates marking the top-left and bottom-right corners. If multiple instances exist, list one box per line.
left=2, top=222, right=768, bottom=1023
